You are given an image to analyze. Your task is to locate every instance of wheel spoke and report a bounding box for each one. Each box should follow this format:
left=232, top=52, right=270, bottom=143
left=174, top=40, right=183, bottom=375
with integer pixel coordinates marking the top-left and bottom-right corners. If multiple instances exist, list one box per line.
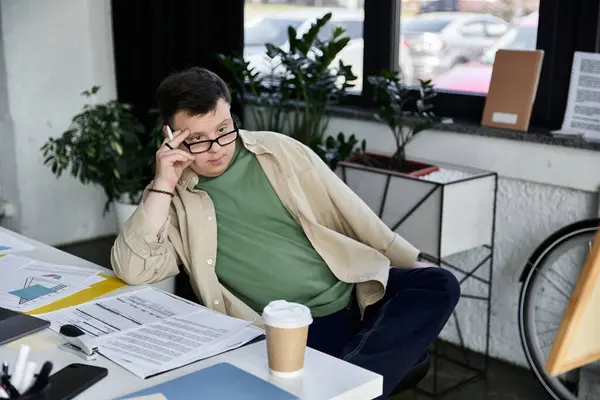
left=537, top=327, right=560, bottom=336
left=537, top=271, right=571, bottom=299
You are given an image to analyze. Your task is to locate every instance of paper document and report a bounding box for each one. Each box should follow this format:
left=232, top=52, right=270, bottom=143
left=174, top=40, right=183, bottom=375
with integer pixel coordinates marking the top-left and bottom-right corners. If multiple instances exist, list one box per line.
left=2, top=255, right=101, bottom=285
left=39, top=287, right=263, bottom=378
left=99, top=309, right=252, bottom=377
left=40, top=287, right=200, bottom=338
left=560, top=51, right=600, bottom=140
left=27, top=274, right=127, bottom=315
left=0, top=255, right=100, bottom=312
left=102, top=325, right=264, bottom=378
left=0, top=232, right=34, bottom=254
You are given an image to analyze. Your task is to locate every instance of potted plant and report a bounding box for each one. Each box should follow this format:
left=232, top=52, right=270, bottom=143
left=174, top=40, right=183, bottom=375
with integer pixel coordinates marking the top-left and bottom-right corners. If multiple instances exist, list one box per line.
left=342, top=69, right=439, bottom=177
left=337, top=70, right=497, bottom=260
left=41, top=86, right=162, bottom=229
left=218, top=12, right=364, bottom=170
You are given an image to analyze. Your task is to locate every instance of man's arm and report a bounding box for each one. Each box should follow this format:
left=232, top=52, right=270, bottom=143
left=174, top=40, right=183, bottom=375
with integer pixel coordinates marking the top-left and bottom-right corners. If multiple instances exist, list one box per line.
left=303, top=145, right=420, bottom=267
left=111, top=191, right=182, bottom=284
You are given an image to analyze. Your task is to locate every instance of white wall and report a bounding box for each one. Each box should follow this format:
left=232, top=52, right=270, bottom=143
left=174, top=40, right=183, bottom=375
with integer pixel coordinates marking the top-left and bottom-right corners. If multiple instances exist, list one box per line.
left=0, top=7, right=19, bottom=232
left=325, top=115, right=597, bottom=367
left=0, top=0, right=118, bottom=245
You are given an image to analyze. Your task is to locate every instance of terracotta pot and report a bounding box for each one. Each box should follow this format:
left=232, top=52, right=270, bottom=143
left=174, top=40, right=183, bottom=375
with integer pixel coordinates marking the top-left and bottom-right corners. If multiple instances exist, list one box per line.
left=340, top=152, right=439, bottom=178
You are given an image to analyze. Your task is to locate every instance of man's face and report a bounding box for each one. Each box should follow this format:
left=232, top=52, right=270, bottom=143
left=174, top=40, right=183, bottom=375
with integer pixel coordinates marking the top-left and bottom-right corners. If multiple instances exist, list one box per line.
left=172, top=99, right=237, bottom=178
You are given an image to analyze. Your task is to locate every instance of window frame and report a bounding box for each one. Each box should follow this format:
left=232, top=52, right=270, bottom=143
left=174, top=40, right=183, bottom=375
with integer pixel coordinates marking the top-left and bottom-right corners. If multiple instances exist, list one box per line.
left=339, top=0, right=600, bottom=131
left=241, top=0, right=600, bottom=132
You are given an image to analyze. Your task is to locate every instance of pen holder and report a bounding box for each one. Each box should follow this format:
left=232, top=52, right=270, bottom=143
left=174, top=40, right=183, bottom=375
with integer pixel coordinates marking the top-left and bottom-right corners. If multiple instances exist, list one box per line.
left=1, top=376, right=50, bottom=400
left=14, top=386, right=50, bottom=400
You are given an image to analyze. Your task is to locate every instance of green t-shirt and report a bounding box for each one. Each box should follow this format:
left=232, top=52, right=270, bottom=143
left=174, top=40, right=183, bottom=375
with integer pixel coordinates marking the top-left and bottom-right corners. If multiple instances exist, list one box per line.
left=195, top=142, right=353, bottom=317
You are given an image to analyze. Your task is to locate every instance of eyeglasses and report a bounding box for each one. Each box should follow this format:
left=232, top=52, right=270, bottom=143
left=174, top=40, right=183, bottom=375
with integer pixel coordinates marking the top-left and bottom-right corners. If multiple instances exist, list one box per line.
left=182, top=123, right=239, bottom=154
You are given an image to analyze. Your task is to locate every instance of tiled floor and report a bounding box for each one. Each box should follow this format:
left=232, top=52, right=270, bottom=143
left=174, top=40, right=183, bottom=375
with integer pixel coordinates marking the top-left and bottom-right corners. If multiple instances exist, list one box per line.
left=393, top=342, right=551, bottom=399
left=59, top=236, right=552, bottom=400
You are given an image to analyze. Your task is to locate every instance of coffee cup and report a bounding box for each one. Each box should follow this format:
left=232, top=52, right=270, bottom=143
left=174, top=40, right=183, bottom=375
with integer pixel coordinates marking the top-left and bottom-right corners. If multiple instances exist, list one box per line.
left=262, top=300, right=313, bottom=378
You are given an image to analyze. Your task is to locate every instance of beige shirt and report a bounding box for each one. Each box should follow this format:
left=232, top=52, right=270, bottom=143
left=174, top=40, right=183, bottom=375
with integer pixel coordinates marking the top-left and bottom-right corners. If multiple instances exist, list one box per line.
left=110, top=130, right=420, bottom=325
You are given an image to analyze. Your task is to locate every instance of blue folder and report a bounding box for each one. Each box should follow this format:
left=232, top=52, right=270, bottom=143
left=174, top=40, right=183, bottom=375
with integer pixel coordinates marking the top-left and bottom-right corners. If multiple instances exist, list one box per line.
left=118, top=363, right=299, bottom=400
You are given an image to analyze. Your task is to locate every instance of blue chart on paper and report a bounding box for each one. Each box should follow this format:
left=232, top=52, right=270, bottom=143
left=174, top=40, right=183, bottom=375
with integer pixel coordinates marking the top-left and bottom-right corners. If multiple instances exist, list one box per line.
left=0, top=245, right=10, bottom=252
left=9, top=284, right=64, bottom=302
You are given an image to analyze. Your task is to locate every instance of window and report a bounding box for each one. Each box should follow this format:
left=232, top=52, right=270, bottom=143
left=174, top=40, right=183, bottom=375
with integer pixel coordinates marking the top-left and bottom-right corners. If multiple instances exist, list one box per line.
left=245, top=18, right=305, bottom=48
left=400, top=4, right=536, bottom=94
left=242, top=0, right=600, bottom=130
left=244, top=0, right=365, bottom=94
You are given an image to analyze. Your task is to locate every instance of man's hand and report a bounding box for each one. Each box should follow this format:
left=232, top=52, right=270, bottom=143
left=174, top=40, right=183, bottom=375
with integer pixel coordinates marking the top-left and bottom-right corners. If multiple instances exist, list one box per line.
left=154, top=127, right=195, bottom=191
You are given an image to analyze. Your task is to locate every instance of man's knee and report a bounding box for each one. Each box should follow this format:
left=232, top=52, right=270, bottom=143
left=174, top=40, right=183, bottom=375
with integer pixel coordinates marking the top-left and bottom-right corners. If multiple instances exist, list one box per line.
left=433, top=267, right=461, bottom=312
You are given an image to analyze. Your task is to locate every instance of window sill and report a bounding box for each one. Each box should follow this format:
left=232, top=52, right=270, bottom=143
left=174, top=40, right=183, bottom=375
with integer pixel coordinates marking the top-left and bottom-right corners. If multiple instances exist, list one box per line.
left=327, top=105, right=600, bottom=153
left=326, top=105, right=600, bottom=193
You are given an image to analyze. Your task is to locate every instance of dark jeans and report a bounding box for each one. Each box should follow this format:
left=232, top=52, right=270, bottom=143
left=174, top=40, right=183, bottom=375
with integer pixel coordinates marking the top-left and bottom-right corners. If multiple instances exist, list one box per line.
left=307, top=266, right=460, bottom=399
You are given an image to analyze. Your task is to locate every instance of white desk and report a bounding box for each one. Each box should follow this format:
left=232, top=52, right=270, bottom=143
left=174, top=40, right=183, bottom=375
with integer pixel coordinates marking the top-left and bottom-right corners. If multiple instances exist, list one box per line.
left=0, top=228, right=383, bottom=399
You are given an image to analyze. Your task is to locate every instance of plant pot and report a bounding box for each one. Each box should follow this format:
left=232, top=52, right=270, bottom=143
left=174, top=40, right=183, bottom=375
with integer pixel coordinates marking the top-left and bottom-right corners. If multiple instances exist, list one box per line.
left=346, top=152, right=439, bottom=177
left=114, top=200, right=138, bottom=231
left=337, top=158, right=497, bottom=258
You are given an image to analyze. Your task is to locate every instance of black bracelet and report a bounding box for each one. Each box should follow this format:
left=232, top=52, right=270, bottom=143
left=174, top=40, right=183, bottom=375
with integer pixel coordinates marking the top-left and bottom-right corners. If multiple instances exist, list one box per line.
left=148, top=188, right=174, bottom=198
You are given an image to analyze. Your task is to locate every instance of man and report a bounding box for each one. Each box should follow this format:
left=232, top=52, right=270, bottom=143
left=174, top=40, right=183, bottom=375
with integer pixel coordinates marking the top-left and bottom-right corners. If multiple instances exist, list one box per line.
left=111, top=67, right=460, bottom=398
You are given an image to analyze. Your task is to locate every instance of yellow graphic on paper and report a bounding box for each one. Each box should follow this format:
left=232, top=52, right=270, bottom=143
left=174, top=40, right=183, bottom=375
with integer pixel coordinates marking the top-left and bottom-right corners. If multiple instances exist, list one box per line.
left=25, top=274, right=126, bottom=315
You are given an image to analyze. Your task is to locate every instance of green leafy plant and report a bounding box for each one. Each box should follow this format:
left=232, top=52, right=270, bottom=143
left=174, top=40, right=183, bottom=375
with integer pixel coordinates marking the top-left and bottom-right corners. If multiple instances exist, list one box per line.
left=41, top=86, right=163, bottom=213
left=367, top=70, right=437, bottom=172
left=315, top=132, right=365, bottom=170
left=218, top=12, right=363, bottom=169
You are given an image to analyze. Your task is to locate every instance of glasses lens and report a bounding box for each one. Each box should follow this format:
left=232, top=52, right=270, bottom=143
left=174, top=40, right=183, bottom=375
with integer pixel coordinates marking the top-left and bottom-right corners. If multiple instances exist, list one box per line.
left=189, top=141, right=212, bottom=153
left=188, top=130, right=238, bottom=154
left=217, top=130, right=237, bottom=146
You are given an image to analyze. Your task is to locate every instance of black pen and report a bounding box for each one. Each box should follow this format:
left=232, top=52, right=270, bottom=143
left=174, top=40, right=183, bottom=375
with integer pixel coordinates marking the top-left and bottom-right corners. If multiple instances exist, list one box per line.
left=0, top=376, right=19, bottom=398
left=0, top=363, right=7, bottom=378
left=24, top=361, right=52, bottom=395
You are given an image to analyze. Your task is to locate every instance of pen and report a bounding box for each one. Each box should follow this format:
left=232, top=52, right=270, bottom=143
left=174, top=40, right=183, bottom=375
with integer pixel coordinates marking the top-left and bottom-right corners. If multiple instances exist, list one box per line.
left=25, top=361, right=52, bottom=395
left=0, top=377, right=18, bottom=398
left=1, top=363, right=7, bottom=378
left=166, top=125, right=174, bottom=141
left=17, top=361, right=36, bottom=393
left=10, top=344, right=29, bottom=391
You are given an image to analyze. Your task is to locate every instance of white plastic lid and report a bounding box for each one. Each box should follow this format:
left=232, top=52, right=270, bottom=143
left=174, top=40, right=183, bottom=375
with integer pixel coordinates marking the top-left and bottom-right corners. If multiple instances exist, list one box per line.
left=262, top=300, right=313, bottom=329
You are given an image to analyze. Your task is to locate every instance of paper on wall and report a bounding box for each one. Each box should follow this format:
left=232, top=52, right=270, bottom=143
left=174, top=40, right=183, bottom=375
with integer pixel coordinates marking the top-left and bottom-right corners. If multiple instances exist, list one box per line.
left=558, top=51, right=600, bottom=141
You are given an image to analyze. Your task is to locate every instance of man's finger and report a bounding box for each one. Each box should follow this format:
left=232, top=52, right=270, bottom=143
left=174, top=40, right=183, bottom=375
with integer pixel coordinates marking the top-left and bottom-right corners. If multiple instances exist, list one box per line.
left=169, top=128, right=193, bottom=147
left=159, top=149, right=194, bottom=160
left=161, top=153, right=192, bottom=164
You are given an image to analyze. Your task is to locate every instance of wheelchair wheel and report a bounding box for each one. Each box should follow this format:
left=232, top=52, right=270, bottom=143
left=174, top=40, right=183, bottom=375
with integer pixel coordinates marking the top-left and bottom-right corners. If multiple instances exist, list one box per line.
left=519, top=218, right=600, bottom=400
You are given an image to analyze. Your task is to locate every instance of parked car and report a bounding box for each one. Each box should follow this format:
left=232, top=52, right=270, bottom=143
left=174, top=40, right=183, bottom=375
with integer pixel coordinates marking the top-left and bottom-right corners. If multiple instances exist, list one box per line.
left=416, top=0, right=538, bottom=21
left=333, top=36, right=415, bottom=91
left=243, top=7, right=414, bottom=89
left=244, top=8, right=364, bottom=73
left=431, top=11, right=538, bottom=93
left=402, top=11, right=509, bottom=81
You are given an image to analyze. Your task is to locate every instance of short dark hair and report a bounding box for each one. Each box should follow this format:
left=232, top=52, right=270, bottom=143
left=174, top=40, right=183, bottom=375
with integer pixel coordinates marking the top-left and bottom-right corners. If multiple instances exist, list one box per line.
left=156, top=67, right=231, bottom=124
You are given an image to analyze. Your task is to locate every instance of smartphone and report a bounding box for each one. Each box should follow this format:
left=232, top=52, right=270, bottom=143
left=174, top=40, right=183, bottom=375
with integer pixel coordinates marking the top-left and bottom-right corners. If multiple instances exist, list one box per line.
left=46, top=363, right=108, bottom=400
